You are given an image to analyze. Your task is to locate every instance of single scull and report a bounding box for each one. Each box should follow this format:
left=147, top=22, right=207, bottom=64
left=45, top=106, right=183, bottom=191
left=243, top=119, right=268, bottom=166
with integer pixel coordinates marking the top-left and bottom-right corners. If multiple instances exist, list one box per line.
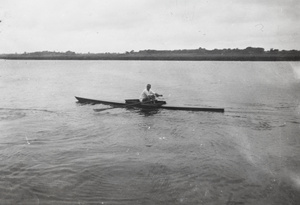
left=75, top=96, right=225, bottom=113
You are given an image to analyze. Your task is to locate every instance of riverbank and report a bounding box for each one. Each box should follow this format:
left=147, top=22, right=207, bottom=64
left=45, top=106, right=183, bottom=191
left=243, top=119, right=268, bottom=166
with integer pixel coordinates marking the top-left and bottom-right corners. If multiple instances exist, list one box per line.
left=1, top=47, right=299, bottom=61
left=1, top=55, right=300, bottom=61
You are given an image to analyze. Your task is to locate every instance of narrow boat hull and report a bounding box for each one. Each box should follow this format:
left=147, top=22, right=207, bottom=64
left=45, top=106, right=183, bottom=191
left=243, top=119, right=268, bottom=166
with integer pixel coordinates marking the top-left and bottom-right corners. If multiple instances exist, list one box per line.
left=75, top=96, right=224, bottom=113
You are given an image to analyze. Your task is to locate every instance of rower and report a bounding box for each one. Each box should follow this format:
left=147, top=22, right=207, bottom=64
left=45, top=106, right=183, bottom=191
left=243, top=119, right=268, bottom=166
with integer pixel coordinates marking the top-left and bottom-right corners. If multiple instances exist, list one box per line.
left=140, top=84, right=163, bottom=103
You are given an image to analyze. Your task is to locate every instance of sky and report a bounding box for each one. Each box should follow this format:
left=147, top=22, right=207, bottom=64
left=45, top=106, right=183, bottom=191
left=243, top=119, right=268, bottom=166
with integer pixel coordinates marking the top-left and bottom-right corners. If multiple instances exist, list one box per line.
left=0, top=0, right=299, bottom=53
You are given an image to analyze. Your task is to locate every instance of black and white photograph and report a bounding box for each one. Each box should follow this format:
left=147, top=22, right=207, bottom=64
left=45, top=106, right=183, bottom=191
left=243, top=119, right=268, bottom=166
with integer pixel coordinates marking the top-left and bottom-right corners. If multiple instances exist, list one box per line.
left=0, top=0, right=299, bottom=204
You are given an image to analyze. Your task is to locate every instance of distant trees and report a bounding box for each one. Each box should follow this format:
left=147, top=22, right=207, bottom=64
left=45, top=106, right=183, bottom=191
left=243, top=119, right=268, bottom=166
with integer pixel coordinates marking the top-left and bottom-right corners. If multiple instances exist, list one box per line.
left=65, top=51, right=76, bottom=55
left=269, top=48, right=279, bottom=53
left=244, top=47, right=265, bottom=54
left=1, top=47, right=300, bottom=61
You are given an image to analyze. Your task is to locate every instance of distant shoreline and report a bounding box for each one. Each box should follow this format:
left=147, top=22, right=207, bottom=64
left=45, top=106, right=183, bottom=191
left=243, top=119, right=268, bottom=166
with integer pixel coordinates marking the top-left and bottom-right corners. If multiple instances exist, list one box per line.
left=1, top=47, right=299, bottom=61
left=1, top=55, right=299, bottom=61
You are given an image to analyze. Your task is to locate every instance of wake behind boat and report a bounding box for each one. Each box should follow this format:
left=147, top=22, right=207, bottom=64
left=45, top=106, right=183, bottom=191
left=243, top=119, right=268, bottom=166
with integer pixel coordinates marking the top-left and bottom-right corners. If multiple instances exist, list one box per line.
left=75, top=96, right=225, bottom=113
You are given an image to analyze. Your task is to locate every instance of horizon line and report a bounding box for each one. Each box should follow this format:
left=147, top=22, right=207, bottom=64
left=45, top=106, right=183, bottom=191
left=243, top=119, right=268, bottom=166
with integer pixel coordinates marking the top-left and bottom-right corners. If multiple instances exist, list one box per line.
left=1, top=46, right=300, bottom=55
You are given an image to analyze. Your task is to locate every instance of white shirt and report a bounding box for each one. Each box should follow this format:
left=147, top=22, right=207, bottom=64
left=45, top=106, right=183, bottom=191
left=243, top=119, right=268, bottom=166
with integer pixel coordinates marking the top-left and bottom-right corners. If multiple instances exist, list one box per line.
left=140, top=89, right=155, bottom=100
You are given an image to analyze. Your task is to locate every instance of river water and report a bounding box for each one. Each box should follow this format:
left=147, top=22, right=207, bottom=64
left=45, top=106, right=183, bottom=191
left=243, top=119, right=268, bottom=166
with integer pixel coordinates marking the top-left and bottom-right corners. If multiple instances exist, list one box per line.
left=1, top=60, right=300, bottom=204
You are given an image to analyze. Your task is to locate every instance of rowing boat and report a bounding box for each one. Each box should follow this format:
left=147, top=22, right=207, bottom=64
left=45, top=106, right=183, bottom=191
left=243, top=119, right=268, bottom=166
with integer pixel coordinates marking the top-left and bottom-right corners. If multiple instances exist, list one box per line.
left=75, top=96, right=225, bottom=112
left=75, top=96, right=225, bottom=113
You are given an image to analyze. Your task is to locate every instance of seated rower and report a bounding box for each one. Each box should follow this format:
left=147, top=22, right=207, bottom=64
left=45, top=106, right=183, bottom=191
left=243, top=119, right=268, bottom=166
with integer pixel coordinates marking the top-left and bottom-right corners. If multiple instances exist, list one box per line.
left=140, top=84, right=163, bottom=103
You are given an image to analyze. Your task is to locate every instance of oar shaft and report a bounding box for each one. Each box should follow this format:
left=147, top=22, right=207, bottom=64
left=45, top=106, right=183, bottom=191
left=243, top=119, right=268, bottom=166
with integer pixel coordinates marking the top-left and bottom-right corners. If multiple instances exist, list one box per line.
left=94, top=99, right=153, bottom=112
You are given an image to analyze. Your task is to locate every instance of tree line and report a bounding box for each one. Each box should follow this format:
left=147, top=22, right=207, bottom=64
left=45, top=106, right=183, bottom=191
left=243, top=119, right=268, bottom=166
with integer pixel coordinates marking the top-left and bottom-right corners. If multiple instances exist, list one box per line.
left=0, top=47, right=299, bottom=61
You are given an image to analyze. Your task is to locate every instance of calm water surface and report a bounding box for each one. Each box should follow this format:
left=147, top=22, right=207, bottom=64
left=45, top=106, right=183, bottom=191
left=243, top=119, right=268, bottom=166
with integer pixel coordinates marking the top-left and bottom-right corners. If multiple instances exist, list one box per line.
left=1, top=60, right=300, bottom=204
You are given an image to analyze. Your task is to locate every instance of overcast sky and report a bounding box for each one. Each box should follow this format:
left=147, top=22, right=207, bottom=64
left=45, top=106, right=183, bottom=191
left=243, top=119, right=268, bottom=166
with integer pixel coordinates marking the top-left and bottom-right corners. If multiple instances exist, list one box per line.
left=0, top=0, right=299, bottom=53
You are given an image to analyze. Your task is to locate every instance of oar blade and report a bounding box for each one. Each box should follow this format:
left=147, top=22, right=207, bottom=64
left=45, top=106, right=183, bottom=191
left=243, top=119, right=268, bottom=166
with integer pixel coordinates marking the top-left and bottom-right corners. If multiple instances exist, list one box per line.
left=93, top=108, right=114, bottom=112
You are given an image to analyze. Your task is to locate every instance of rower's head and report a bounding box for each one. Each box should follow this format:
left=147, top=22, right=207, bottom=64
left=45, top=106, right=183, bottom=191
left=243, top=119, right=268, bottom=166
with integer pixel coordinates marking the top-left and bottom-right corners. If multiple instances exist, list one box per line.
left=146, top=84, right=151, bottom=90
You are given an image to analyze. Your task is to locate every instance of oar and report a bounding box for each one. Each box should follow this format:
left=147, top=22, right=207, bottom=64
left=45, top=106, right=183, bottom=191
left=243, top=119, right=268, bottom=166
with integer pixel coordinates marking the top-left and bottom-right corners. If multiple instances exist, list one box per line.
left=93, top=99, right=153, bottom=112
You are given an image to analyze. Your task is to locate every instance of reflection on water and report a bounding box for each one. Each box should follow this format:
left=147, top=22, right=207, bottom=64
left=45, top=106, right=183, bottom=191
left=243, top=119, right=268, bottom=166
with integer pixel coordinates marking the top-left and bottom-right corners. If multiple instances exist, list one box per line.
left=1, top=60, right=300, bottom=204
left=136, top=108, right=161, bottom=116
